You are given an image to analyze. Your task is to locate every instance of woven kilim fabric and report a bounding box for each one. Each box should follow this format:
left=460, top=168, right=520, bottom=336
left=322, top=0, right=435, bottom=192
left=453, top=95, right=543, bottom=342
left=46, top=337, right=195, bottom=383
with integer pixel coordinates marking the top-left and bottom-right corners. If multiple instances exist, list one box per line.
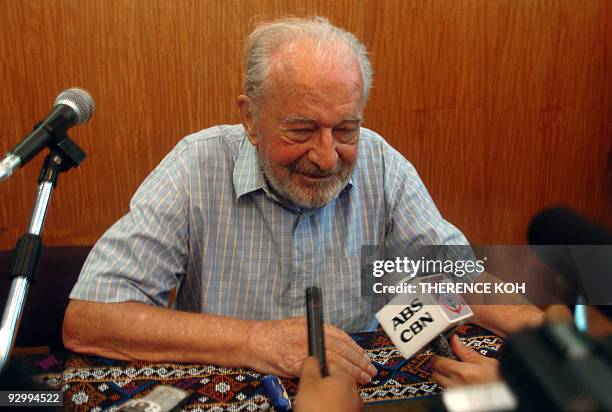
left=31, top=324, right=503, bottom=411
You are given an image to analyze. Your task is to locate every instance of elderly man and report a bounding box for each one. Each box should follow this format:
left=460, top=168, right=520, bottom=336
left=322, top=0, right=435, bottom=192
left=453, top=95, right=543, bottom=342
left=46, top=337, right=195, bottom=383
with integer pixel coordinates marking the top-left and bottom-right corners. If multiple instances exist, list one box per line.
left=62, top=17, right=542, bottom=386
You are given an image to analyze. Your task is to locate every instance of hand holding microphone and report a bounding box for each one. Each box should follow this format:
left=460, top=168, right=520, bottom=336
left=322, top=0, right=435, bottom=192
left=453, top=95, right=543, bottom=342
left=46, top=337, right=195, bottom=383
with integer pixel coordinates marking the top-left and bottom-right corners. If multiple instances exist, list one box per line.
left=306, top=286, right=328, bottom=376
left=0, top=88, right=94, bottom=182
left=430, top=335, right=502, bottom=388
left=375, top=274, right=473, bottom=360
left=373, top=274, right=503, bottom=388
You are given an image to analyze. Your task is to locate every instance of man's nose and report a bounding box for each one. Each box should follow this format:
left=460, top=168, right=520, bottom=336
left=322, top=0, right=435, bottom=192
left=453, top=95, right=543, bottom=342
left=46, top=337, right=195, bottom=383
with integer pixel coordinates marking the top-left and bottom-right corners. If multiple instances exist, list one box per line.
left=308, top=128, right=338, bottom=172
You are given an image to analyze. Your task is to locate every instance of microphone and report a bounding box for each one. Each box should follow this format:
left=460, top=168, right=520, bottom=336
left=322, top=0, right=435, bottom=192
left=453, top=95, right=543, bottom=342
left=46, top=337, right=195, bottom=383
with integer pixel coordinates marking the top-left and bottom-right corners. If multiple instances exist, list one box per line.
left=527, top=207, right=612, bottom=310
left=527, top=207, right=612, bottom=246
left=0, top=88, right=94, bottom=182
left=375, top=274, right=473, bottom=360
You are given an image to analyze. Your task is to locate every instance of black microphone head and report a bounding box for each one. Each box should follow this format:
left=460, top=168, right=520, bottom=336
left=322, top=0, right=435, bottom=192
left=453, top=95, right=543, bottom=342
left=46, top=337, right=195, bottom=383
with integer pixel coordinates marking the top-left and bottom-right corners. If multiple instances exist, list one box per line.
left=54, top=88, right=94, bottom=125
left=528, top=207, right=612, bottom=307
left=527, top=207, right=612, bottom=245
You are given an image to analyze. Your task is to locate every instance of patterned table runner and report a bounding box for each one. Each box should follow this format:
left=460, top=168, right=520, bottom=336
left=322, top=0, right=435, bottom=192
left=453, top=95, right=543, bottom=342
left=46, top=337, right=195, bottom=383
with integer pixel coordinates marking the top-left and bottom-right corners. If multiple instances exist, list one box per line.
left=32, top=324, right=503, bottom=411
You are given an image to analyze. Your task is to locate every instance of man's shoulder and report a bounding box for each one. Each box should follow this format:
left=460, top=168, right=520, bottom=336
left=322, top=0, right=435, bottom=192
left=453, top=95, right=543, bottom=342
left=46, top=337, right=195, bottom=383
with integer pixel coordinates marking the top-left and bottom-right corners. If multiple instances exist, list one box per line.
left=357, top=127, right=413, bottom=170
left=358, top=127, right=387, bottom=147
left=154, top=124, right=246, bottom=177
left=180, top=124, right=246, bottom=152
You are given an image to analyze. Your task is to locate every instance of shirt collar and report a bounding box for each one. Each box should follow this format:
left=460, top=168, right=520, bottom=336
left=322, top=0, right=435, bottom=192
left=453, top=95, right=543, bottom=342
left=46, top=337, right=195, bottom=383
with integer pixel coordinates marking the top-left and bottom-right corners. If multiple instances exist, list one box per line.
left=233, top=137, right=355, bottom=205
left=233, top=138, right=267, bottom=199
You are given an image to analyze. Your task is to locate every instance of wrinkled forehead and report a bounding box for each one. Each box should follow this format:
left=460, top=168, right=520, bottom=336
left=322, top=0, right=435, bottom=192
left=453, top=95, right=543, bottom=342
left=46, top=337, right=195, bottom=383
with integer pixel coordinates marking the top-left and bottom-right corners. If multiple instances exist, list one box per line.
left=273, top=37, right=358, bottom=70
left=266, top=38, right=364, bottom=100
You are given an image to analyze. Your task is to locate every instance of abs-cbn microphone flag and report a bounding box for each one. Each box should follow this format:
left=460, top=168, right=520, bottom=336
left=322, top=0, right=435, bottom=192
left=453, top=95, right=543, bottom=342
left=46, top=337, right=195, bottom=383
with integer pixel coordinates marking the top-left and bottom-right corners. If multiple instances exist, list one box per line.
left=376, top=274, right=473, bottom=360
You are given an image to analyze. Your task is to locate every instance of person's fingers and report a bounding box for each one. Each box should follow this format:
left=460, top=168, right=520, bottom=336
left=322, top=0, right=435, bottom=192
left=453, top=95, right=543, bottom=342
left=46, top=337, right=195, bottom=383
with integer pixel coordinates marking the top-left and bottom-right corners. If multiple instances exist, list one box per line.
left=325, top=327, right=377, bottom=378
left=325, top=325, right=370, bottom=362
left=326, top=350, right=373, bottom=385
left=327, top=369, right=360, bottom=396
left=321, top=374, right=363, bottom=412
left=431, top=371, right=455, bottom=388
left=545, top=305, right=573, bottom=322
left=429, top=354, right=461, bottom=377
left=450, top=335, right=481, bottom=363
left=431, top=354, right=465, bottom=382
left=299, top=356, right=323, bottom=384
left=326, top=362, right=343, bottom=377
left=320, top=362, right=362, bottom=401
left=327, top=374, right=362, bottom=401
left=327, top=361, right=357, bottom=380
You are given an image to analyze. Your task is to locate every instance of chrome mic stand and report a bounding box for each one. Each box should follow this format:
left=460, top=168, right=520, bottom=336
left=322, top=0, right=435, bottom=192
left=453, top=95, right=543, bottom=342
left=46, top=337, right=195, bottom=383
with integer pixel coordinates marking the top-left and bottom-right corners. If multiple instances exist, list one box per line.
left=0, top=132, right=85, bottom=373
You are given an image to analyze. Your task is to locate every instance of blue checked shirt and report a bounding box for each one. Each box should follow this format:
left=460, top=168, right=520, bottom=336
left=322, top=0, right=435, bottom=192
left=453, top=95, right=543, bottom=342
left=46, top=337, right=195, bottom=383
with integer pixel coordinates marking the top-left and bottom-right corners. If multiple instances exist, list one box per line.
left=70, top=124, right=467, bottom=332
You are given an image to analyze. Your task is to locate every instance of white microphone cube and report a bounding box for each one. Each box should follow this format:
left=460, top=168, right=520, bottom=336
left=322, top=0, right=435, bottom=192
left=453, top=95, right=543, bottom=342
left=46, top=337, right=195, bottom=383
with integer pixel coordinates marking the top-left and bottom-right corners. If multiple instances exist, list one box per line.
left=376, top=274, right=473, bottom=359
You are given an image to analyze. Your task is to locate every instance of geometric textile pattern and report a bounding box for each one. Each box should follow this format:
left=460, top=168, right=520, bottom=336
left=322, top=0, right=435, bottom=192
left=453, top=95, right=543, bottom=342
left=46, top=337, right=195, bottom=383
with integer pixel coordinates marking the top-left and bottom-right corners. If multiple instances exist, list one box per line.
left=355, top=324, right=503, bottom=405
left=32, top=324, right=503, bottom=411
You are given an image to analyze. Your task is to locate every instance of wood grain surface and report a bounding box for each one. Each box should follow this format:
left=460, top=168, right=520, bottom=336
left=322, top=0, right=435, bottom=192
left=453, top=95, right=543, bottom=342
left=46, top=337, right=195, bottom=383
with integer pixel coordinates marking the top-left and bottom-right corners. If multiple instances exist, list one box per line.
left=0, top=0, right=609, bottom=249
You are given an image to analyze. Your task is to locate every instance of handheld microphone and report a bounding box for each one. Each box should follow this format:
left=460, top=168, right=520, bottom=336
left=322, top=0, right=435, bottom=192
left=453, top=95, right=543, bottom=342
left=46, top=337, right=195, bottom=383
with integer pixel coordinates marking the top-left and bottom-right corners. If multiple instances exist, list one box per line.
left=306, top=286, right=328, bottom=376
left=0, top=88, right=94, bottom=182
left=527, top=207, right=612, bottom=246
left=527, top=207, right=612, bottom=312
left=375, top=274, right=473, bottom=360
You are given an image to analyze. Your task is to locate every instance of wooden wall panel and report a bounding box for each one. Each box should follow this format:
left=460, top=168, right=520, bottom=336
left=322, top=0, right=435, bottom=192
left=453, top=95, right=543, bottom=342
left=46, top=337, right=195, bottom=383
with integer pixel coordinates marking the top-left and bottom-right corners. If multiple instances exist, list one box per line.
left=0, top=0, right=609, bottom=250
left=362, top=0, right=611, bottom=243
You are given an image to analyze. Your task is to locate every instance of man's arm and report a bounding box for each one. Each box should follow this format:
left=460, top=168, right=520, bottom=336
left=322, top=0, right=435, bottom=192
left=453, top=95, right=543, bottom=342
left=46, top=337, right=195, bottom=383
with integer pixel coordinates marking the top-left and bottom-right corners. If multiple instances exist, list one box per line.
left=62, top=300, right=377, bottom=384
left=62, top=300, right=252, bottom=365
left=470, top=304, right=544, bottom=338
left=466, top=271, right=545, bottom=337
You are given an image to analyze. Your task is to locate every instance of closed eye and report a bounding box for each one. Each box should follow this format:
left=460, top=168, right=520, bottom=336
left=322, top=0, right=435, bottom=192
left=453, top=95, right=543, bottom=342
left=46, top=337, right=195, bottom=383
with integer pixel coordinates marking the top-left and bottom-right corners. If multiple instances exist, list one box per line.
left=333, top=128, right=359, bottom=143
left=284, top=128, right=315, bottom=142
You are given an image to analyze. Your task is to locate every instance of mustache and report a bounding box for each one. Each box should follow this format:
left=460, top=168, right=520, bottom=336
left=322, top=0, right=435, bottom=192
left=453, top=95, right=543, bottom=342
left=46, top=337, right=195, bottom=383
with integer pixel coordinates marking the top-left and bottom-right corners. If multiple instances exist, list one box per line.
left=290, top=158, right=345, bottom=176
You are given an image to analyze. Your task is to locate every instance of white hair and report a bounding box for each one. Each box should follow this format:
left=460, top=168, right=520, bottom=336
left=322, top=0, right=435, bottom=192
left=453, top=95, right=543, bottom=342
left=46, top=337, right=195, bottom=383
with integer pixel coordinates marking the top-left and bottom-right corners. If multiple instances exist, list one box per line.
left=243, top=16, right=373, bottom=115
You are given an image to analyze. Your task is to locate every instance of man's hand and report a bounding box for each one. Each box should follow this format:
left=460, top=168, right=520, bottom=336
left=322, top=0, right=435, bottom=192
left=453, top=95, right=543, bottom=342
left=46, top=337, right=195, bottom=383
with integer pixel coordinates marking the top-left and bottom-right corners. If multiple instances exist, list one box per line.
left=294, top=357, right=363, bottom=412
left=247, top=317, right=377, bottom=385
left=430, top=335, right=501, bottom=388
left=64, top=301, right=376, bottom=383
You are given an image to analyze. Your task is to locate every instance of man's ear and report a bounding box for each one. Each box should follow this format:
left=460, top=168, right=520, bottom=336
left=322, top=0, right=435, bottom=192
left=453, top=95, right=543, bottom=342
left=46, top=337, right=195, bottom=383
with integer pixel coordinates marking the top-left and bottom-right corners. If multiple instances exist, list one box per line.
left=237, top=95, right=258, bottom=146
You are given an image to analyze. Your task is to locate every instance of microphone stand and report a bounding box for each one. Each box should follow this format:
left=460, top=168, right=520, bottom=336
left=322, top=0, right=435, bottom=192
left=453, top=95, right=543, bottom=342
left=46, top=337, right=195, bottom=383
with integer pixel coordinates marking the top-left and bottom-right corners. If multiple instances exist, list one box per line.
left=0, top=131, right=85, bottom=373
